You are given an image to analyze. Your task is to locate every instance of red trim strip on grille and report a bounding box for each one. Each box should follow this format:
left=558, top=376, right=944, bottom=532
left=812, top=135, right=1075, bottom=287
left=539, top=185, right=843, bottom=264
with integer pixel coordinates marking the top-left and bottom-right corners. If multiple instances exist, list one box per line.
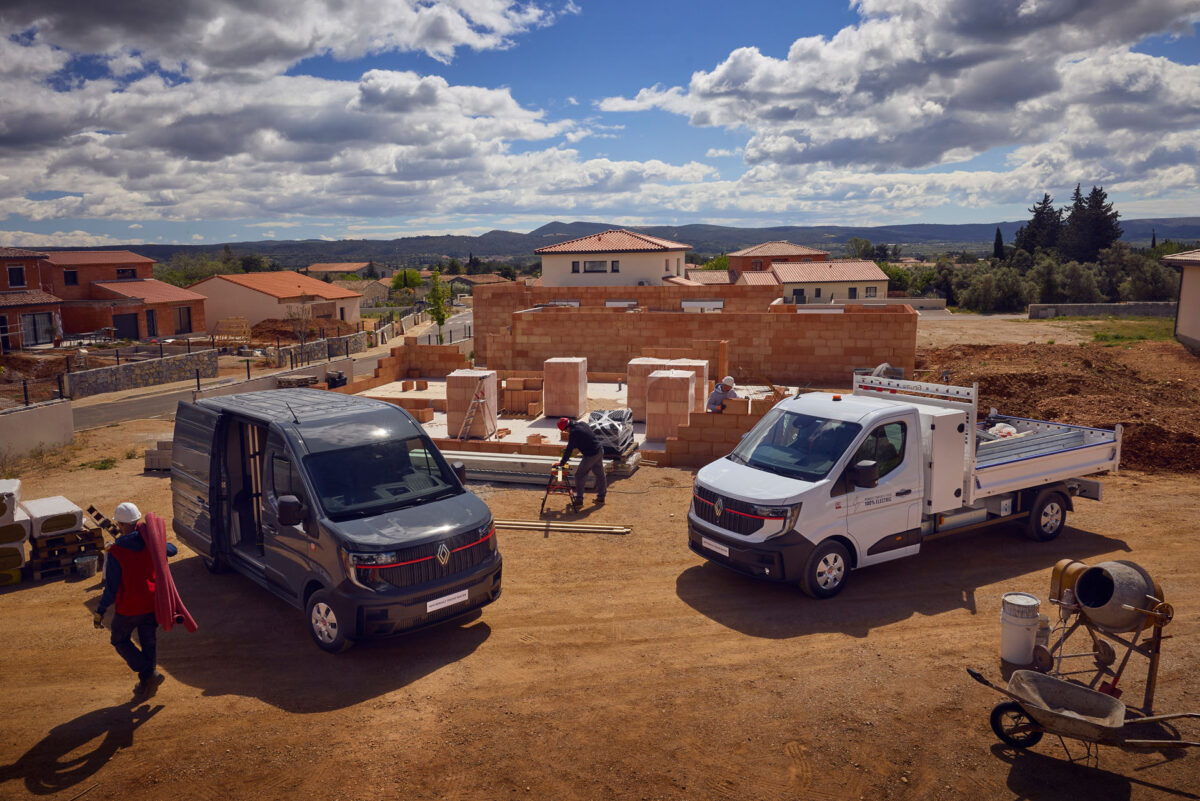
left=453, top=526, right=495, bottom=552
left=692, top=493, right=783, bottom=520
left=358, top=526, right=495, bottom=569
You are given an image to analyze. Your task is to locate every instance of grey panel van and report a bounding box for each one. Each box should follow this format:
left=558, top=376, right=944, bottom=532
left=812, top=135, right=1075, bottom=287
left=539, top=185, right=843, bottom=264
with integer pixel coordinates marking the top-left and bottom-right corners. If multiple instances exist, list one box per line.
left=171, top=389, right=502, bottom=652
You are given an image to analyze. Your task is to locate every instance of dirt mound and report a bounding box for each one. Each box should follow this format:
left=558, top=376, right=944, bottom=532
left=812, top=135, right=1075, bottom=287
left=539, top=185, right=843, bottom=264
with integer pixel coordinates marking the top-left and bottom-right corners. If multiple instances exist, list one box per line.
left=250, top=317, right=358, bottom=343
left=916, top=341, right=1200, bottom=472
left=0, top=350, right=106, bottom=381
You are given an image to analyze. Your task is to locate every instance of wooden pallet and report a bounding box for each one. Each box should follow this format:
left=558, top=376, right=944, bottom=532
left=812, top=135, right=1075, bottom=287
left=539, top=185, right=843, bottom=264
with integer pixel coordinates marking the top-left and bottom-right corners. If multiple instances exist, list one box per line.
left=32, top=529, right=104, bottom=552
left=33, top=540, right=104, bottom=560
left=30, top=565, right=70, bottom=581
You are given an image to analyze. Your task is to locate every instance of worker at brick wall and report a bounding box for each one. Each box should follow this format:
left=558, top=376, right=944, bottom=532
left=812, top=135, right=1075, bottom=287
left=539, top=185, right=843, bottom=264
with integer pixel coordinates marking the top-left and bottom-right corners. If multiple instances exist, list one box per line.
left=706, top=376, right=739, bottom=413
left=556, top=417, right=606, bottom=509
left=93, top=502, right=174, bottom=696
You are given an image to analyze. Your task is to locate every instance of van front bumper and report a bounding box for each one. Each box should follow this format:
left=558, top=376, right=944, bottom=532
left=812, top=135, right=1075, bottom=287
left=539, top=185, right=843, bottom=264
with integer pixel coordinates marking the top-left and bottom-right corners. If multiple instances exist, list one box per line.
left=688, top=515, right=815, bottom=583
left=341, top=553, right=503, bottom=639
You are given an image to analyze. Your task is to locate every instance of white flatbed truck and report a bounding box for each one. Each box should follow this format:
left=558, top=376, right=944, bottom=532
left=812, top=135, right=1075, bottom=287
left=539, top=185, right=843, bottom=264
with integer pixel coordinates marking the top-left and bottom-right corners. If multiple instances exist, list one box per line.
left=687, top=375, right=1122, bottom=598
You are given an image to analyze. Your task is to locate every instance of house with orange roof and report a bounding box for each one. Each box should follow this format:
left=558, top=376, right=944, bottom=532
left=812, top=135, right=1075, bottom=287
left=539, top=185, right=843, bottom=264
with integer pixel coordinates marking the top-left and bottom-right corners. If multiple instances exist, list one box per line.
left=727, top=241, right=829, bottom=277
left=90, top=279, right=208, bottom=338
left=534, top=229, right=690, bottom=286
left=30, top=249, right=171, bottom=339
left=189, top=270, right=362, bottom=331
left=683, top=269, right=732, bottom=285
left=304, top=262, right=376, bottom=280
left=770, top=260, right=888, bottom=304
left=333, top=279, right=388, bottom=307
left=1, top=247, right=62, bottom=350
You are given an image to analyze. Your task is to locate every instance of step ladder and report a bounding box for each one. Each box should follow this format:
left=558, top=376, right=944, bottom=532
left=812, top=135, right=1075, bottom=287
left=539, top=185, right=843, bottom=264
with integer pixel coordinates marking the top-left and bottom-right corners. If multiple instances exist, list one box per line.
left=457, top=376, right=497, bottom=440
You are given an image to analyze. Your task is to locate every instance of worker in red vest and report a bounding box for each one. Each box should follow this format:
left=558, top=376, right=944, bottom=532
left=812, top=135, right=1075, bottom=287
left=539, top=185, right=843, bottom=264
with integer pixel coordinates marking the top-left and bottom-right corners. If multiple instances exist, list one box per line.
left=93, top=502, right=167, bottom=695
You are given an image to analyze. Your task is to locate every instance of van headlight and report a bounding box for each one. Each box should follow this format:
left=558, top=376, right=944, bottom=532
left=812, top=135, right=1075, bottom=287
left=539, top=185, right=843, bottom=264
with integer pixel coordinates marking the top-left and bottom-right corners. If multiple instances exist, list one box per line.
left=759, top=504, right=802, bottom=537
left=342, top=549, right=401, bottom=592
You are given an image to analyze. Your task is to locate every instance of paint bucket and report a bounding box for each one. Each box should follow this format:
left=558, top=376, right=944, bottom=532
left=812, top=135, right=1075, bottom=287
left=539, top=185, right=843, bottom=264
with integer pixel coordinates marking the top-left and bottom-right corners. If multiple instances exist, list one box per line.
left=1000, top=592, right=1041, bottom=665
left=74, top=554, right=99, bottom=578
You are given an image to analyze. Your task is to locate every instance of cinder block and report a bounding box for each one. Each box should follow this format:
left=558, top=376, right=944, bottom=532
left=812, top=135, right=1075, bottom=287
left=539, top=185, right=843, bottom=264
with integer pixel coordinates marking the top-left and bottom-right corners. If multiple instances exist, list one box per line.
left=669, top=358, right=709, bottom=411
left=414, top=407, right=435, bottom=423
left=401, top=380, right=414, bottom=391
left=507, top=378, right=525, bottom=390
left=407, top=368, right=420, bottom=378
left=526, top=434, right=546, bottom=445
left=723, top=398, right=750, bottom=415
left=626, top=357, right=670, bottom=422
left=645, top=369, right=695, bottom=440
left=446, top=369, right=498, bottom=438
left=416, top=380, right=428, bottom=390
left=543, top=357, right=587, bottom=418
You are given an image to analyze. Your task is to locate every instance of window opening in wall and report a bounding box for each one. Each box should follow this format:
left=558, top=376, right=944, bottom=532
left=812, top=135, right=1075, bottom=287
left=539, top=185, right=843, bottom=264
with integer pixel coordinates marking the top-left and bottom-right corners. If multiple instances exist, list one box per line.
left=571, top=261, right=580, bottom=273
left=545, top=299, right=581, bottom=307
left=848, top=287, right=858, bottom=300
left=605, top=299, right=637, bottom=308
left=752, top=260, right=762, bottom=270
left=681, top=299, right=724, bottom=313
left=63, top=270, right=78, bottom=286
left=814, top=288, right=822, bottom=298
left=610, top=260, right=619, bottom=273
left=7, top=265, right=26, bottom=288
left=174, top=305, right=193, bottom=334
left=116, top=268, right=136, bottom=279
left=583, top=260, right=607, bottom=273
left=865, top=286, right=877, bottom=298
left=146, top=309, right=158, bottom=337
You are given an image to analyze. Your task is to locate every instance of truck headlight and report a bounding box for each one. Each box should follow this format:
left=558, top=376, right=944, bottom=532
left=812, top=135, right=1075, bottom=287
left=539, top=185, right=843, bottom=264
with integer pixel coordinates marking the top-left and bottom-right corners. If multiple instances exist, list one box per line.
left=758, top=504, right=802, bottom=537
left=342, top=549, right=401, bottom=592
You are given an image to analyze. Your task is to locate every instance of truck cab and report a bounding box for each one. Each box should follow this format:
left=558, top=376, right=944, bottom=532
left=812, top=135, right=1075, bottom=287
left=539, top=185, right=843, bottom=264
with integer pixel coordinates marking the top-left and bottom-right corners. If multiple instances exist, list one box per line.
left=172, top=389, right=502, bottom=651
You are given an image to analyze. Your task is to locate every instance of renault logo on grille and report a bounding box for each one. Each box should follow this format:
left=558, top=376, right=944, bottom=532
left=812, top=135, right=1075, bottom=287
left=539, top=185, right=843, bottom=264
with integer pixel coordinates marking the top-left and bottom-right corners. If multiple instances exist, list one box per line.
left=436, top=543, right=451, bottom=566
left=713, top=497, right=724, bottom=519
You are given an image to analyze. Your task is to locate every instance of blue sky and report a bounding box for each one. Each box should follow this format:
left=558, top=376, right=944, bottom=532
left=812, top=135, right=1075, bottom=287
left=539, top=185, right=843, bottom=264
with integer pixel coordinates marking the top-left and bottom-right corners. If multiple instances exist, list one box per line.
left=1, top=0, right=1198, bottom=248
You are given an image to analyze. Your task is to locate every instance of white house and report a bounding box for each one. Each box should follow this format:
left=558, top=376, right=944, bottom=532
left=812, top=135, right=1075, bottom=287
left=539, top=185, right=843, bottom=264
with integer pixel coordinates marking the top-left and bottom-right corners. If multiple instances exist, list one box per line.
left=189, top=271, right=362, bottom=331
left=770, top=260, right=889, bottom=304
left=1163, top=249, right=1200, bottom=354
left=535, top=229, right=691, bottom=286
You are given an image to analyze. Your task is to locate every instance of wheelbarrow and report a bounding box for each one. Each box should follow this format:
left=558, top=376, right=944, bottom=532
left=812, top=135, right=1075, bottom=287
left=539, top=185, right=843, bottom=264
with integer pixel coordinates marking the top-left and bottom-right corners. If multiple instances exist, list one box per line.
left=968, top=668, right=1200, bottom=752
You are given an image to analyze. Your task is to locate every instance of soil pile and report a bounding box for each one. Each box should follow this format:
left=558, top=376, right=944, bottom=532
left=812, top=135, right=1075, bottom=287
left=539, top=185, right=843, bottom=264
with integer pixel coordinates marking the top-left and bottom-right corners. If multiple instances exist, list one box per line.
left=250, top=317, right=358, bottom=343
left=917, top=340, right=1200, bottom=472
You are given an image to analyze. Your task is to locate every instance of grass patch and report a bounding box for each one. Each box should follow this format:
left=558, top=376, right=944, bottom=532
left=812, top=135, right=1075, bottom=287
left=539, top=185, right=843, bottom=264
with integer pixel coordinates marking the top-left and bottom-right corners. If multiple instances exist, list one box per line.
left=82, top=456, right=118, bottom=470
left=124, top=448, right=139, bottom=459
left=1087, top=316, right=1176, bottom=345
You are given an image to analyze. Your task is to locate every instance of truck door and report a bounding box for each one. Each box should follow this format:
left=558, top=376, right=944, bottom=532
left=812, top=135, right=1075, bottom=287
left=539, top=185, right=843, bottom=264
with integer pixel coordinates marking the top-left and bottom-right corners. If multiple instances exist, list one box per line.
left=260, top=432, right=315, bottom=601
left=172, top=402, right=222, bottom=558
left=842, top=417, right=924, bottom=567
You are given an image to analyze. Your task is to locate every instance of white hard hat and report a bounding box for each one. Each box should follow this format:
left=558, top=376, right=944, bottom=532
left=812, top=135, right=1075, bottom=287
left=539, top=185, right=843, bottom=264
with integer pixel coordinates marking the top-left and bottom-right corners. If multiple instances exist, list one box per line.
left=722, top=376, right=735, bottom=388
left=114, top=502, right=142, bottom=524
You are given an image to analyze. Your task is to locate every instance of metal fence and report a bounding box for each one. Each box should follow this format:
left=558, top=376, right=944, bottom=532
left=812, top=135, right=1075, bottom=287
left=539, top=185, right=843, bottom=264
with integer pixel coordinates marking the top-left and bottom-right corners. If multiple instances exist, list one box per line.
left=0, top=376, right=67, bottom=407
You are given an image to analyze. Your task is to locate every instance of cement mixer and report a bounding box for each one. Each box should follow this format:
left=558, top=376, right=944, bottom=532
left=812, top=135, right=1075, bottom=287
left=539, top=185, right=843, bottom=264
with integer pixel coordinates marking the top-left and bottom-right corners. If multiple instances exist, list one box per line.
left=1037, top=558, right=1174, bottom=714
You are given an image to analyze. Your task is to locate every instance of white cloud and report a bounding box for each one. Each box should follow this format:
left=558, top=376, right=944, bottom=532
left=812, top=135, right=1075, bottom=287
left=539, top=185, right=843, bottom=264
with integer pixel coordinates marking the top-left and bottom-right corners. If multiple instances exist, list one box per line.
left=192, top=233, right=204, bottom=240
left=128, top=223, right=143, bottom=229
left=0, top=229, right=141, bottom=247
left=706, top=148, right=741, bottom=158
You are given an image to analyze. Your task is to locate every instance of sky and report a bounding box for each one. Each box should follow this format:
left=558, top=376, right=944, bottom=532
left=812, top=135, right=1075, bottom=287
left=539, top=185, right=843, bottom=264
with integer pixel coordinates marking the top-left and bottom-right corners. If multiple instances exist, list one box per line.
left=1, top=0, right=1198, bottom=248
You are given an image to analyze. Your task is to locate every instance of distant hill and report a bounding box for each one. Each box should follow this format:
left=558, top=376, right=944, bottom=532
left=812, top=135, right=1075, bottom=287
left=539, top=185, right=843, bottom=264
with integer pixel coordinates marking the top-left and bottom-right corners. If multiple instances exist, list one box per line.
left=35, top=217, right=1200, bottom=266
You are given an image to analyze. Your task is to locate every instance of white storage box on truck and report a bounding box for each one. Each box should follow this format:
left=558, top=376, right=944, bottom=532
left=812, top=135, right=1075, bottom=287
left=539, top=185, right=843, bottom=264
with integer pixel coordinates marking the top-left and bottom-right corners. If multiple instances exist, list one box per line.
left=688, top=375, right=1121, bottom=598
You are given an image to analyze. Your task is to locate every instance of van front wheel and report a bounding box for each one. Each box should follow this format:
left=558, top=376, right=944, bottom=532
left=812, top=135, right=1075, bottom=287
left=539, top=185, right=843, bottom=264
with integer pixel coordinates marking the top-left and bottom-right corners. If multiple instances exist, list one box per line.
left=307, top=590, right=353, bottom=653
left=800, top=540, right=850, bottom=599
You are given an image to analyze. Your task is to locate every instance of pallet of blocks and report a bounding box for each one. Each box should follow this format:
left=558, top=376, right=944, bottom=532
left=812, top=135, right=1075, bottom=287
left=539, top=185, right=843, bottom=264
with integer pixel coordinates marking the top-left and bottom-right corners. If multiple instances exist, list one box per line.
left=145, top=439, right=173, bottom=472
left=0, top=479, right=29, bottom=586
left=19, top=496, right=97, bottom=581
left=213, top=316, right=251, bottom=344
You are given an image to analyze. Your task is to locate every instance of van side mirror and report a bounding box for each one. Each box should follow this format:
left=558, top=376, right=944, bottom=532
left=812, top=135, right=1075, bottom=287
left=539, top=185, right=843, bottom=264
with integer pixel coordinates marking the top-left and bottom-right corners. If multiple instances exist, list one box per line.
left=278, top=495, right=304, bottom=526
left=851, top=460, right=879, bottom=489
left=452, top=461, right=467, bottom=484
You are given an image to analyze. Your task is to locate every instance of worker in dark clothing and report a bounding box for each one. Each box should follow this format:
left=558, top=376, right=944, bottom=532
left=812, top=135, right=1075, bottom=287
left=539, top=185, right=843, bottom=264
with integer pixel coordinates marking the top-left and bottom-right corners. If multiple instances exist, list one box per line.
left=94, top=502, right=172, bottom=696
left=557, top=417, right=606, bottom=509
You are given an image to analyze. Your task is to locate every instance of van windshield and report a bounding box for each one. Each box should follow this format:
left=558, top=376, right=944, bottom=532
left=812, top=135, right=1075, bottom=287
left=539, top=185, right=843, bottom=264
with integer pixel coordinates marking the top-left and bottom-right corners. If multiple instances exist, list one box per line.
left=728, top=408, right=861, bottom=482
left=304, top=436, right=460, bottom=518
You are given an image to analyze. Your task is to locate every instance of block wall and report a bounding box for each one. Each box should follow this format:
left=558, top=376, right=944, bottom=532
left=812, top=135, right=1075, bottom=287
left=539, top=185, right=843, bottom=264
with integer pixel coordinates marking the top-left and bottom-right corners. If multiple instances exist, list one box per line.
left=645, top=369, right=694, bottom=440
left=657, top=398, right=777, bottom=468
left=543, top=357, right=587, bottom=418
left=486, top=304, right=916, bottom=387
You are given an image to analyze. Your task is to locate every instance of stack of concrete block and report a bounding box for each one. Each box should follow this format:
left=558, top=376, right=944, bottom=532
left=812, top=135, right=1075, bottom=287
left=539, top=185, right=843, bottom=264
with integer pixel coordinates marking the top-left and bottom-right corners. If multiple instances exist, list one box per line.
left=446, top=369, right=498, bottom=438
left=144, top=439, right=173, bottom=472
left=501, top=377, right=544, bottom=415
left=625, top=357, right=670, bottom=422
left=20, top=496, right=84, bottom=540
left=0, top=480, right=29, bottom=585
left=668, top=358, right=709, bottom=411
left=543, top=357, right=587, bottom=418
left=645, top=369, right=695, bottom=440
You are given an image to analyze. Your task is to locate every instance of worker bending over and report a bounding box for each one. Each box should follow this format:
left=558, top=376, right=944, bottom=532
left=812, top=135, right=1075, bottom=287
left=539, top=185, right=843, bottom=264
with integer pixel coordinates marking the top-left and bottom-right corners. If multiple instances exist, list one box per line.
left=707, top=376, right=739, bottom=413
left=556, top=417, right=606, bottom=509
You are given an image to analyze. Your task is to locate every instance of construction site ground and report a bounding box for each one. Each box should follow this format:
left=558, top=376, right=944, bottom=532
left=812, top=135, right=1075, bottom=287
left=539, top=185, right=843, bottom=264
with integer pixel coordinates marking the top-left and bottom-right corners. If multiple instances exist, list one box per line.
left=3, top=316, right=1200, bottom=800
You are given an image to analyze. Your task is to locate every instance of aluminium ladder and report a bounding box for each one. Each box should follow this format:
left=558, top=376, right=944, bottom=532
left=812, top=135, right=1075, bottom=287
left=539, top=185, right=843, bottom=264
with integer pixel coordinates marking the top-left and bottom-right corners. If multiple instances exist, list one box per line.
left=457, top=376, right=497, bottom=440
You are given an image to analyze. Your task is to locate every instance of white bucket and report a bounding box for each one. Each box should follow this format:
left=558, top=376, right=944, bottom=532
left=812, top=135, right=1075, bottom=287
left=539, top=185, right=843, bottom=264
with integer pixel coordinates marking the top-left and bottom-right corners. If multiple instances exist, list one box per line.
left=1000, top=592, right=1041, bottom=665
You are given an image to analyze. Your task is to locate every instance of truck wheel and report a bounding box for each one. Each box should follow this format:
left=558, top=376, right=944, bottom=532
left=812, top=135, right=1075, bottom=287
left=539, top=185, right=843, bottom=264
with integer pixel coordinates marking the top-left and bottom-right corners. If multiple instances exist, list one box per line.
left=202, top=554, right=228, bottom=574
left=1027, top=492, right=1066, bottom=541
left=800, top=540, right=851, bottom=599
left=306, top=590, right=353, bottom=653
left=989, top=701, right=1043, bottom=749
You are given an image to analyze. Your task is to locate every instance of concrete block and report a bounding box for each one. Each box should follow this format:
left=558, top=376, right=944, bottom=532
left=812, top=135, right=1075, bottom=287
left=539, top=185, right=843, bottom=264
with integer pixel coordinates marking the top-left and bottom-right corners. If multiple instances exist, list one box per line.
left=0, top=479, right=20, bottom=526
left=669, top=358, right=709, bottom=411
left=20, top=496, right=83, bottom=539
left=626, top=357, right=670, bottom=422
left=416, top=380, right=428, bottom=390
left=401, top=380, right=414, bottom=391
left=507, top=378, right=525, bottom=390
left=543, top=357, right=587, bottom=418
left=414, top=407, right=435, bottom=423
left=723, top=398, right=750, bottom=415
left=446, top=369, right=498, bottom=438
left=645, top=369, right=695, bottom=440
left=0, top=507, right=30, bottom=546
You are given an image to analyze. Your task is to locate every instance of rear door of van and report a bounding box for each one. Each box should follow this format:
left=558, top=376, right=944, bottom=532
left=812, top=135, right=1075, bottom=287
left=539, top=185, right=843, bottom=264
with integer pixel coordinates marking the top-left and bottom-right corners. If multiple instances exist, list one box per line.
left=172, top=402, right=223, bottom=558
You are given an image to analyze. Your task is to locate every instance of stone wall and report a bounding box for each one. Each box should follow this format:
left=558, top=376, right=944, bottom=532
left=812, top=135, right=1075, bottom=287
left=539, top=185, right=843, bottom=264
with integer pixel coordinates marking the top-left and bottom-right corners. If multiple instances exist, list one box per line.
left=270, top=331, right=370, bottom=368
left=65, top=350, right=219, bottom=398
left=194, top=358, right=355, bottom=401
left=0, top=399, right=73, bottom=460
left=1028, top=301, right=1177, bottom=319
left=484, top=304, right=916, bottom=387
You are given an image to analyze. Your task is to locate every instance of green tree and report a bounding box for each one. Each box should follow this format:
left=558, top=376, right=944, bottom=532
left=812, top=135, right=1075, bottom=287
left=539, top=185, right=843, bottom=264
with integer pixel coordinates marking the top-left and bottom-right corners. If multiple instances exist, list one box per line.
left=154, top=253, right=238, bottom=287
left=845, top=237, right=873, bottom=259
left=447, top=258, right=465, bottom=275
left=960, top=266, right=1031, bottom=312
left=240, top=255, right=269, bottom=272
left=1119, top=257, right=1180, bottom=301
left=704, top=254, right=730, bottom=270
left=426, top=268, right=451, bottom=343
left=1060, top=261, right=1104, bottom=303
left=1013, top=193, right=1062, bottom=256
left=993, top=227, right=1004, bottom=259
left=1062, top=185, right=1122, bottom=263
left=879, top=263, right=910, bottom=294
left=1028, top=253, right=1063, bottom=304
left=497, top=264, right=517, bottom=281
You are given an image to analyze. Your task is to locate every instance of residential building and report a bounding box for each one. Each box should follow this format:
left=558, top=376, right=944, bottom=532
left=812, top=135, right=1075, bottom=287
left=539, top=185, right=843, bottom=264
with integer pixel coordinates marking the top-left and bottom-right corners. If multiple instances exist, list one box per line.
left=1164, top=249, right=1200, bottom=354
left=0, top=247, right=61, bottom=350
left=684, top=269, right=732, bottom=285
left=90, top=279, right=208, bottom=339
left=305, top=262, right=374, bottom=280
left=447, top=273, right=512, bottom=293
left=36, top=250, right=166, bottom=337
left=728, top=241, right=828, bottom=277
left=770, top=260, right=889, bottom=304
left=189, top=270, right=362, bottom=331
left=333, top=279, right=389, bottom=307
left=734, top=271, right=781, bottom=287
left=535, top=229, right=691, bottom=287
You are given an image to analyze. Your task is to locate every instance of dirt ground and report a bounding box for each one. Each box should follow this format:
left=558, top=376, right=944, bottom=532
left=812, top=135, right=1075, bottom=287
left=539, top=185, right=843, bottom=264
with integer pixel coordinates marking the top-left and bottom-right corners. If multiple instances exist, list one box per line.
left=2, top=318, right=1200, bottom=800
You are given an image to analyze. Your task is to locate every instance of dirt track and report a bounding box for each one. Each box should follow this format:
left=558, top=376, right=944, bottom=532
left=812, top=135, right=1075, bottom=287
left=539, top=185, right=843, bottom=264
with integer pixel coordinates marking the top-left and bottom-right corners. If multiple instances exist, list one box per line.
left=2, top=319, right=1199, bottom=800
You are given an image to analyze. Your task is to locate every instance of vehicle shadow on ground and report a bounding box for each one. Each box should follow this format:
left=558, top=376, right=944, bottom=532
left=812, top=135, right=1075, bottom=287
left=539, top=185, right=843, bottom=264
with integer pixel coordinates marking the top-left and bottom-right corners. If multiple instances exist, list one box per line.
left=675, top=525, right=1129, bottom=639
left=0, top=701, right=163, bottom=796
left=990, top=744, right=1199, bottom=800
left=150, top=555, right=491, bottom=714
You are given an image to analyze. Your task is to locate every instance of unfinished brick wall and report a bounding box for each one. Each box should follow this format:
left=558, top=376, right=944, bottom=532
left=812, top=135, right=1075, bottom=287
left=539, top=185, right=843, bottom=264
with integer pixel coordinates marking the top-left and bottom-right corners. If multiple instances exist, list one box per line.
left=486, top=304, right=916, bottom=387
left=658, top=398, right=776, bottom=468
left=645, top=369, right=695, bottom=440
left=543, top=357, right=587, bottom=418
left=327, top=341, right=470, bottom=396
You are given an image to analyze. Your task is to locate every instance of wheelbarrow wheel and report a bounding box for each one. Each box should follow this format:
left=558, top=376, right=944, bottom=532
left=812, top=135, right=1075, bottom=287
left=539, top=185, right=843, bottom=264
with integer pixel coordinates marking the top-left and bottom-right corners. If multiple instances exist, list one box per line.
left=990, top=702, right=1044, bottom=749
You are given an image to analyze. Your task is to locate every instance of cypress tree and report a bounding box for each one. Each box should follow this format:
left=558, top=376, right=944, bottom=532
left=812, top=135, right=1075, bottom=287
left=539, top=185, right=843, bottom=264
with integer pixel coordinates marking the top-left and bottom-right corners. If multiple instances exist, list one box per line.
left=993, top=227, right=1004, bottom=259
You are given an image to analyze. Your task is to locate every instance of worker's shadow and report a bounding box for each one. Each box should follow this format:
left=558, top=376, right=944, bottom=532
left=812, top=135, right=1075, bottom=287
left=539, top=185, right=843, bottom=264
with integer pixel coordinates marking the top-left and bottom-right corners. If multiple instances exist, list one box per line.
left=992, top=744, right=1198, bottom=801
left=0, top=701, right=163, bottom=796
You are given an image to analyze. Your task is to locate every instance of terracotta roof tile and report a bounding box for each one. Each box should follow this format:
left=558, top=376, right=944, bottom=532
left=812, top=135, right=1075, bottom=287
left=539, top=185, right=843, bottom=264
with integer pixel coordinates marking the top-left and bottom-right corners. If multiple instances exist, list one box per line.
left=684, top=269, right=732, bottom=285
left=663, top=276, right=702, bottom=286
left=0, top=290, right=61, bottom=308
left=737, top=271, right=780, bottom=285
left=771, top=260, right=888, bottom=283
left=306, top=262, right=369, bottom=273
left=1163, top=249, right=1200, bottom=266
left=449, top=273, right=511, bottom=285
left=93, top=279, right=207, bottom=304
left=729, top=241, right=828, bottom=258
left=535, top=229, right=690, bottom=254
left=40, top=250, right=155, bottom=266
left=0, top=247, right=49, bottom=259
left=192, top=271, right=362, bottom=301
